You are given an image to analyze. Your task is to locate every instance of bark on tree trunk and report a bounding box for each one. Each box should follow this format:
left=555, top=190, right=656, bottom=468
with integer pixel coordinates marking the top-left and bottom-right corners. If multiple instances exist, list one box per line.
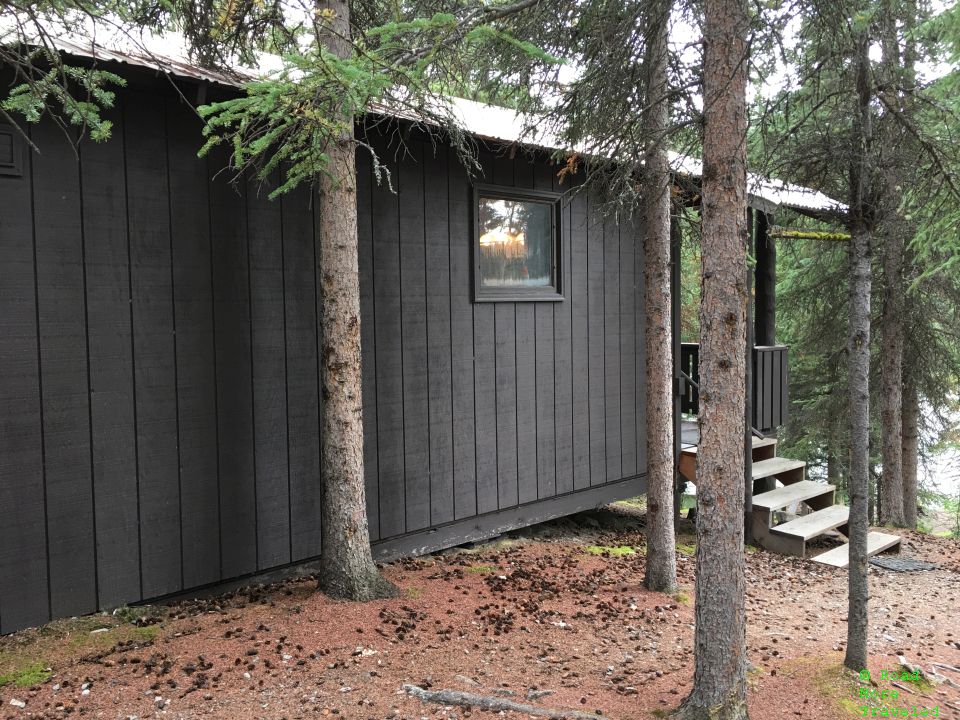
left=879, top=226, right=905, bottom=527
left=901, top=376, right=919, bottom=530
left=845, top=220, right=872, bottom=671
left=643, top=2, right=678, bottom=595
left=844, top=31, right=874, bottom=672
left=316, top=0, right=398, bottom=602
left=677, top=0, right=750, bottom=715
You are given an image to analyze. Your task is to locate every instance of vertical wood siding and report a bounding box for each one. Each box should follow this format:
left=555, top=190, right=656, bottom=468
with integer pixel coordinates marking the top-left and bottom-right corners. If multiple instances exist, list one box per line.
left=0, top=94, right=646, bottom=634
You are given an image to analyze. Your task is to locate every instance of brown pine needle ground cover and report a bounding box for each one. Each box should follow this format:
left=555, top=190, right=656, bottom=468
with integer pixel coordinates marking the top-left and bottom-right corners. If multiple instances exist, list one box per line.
left=1, top=505, right=958, bottom=720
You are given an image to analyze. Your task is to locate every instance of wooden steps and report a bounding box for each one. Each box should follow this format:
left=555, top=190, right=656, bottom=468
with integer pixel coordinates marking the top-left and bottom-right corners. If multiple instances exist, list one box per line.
left=681, top=436, right=777, bottom=456
left=753, top=481, right=835, bottom=512
left=679, top=436, right=780, bottom=484
left=679, top=431, right=901, bottom=563
left=811, top=532, right=902, bottom=568
left=771, top=504, right=849, bottom=541
left=751, top=457, right=805, bottom=482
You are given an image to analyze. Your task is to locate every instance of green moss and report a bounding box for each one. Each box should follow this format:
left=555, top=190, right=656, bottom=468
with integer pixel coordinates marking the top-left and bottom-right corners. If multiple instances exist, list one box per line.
left=404, top=587, right=423, bottom=599
left=810, top=660, right=867, bottom=718
left=613, top=497, right=646, bottom=510
left=672, top=591, right=690, bottom=605
left=584, top=545, right=637, bottom=557
left=0, top=661, right=51, bottom=688
left=676, top=542, right=696, bottom=556
left=464, top=565, right=496, bottom=574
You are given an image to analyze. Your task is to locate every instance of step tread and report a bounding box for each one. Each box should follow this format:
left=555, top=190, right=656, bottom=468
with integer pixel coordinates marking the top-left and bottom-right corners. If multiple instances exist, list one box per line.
left=680, top=436, right=778, bottom=456
left=752, top=480, right=835, bottom=511
left=810, top=532, right=902, bottom=568
left=770, top=504, right=849, bottom=540
left=751, top=457, right=805, bottom=481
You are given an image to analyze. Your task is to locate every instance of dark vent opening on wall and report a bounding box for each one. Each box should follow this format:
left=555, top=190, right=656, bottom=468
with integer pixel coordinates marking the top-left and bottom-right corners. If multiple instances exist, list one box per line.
left=0, top=124, right=24, bottom=176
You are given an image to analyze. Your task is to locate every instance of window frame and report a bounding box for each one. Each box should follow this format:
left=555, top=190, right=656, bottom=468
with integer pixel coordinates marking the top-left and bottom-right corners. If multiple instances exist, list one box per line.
left=472, top=183, right=563, bottom=303
left=0, top=124, right=24, bottom=178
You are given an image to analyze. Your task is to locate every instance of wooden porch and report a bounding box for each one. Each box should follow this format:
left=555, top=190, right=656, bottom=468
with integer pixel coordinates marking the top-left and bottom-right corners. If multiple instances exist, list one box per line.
left=671, top=211, right=900, bottom=567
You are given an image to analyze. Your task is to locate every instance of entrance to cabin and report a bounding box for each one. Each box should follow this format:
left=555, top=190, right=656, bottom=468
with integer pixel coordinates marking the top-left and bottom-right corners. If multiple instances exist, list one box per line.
left=670, top=208, right=901, bottom=567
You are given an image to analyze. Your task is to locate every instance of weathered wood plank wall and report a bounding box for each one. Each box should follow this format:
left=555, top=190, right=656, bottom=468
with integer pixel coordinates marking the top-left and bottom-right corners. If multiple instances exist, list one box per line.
left=0, top=87, right=647, bottom=635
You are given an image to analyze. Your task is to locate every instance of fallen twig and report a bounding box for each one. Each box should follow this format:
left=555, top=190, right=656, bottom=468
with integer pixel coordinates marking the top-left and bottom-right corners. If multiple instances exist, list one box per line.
left=402, top=684, right=602, bottom=719
left=890, top=681, right=916, bottom=695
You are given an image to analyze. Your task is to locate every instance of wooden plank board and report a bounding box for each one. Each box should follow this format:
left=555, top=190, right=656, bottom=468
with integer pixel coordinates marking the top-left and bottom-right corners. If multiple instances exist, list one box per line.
left=447, top=148, right=477, bottom=520
left=125, top=94, right=182, bottom=598
left=167, top=101, right=220, bottom=589
left=514, top=157, right=539, bottom=505
left=811, top=532, right=901, bottom=568
left=552, top=166, right=574, bottom=495
left=530, top=159, right=556, bottom=500
left=0, top=125, right=50, bottom=634
left=282, top=183, right=322, bottom=560
left=80, top=104, right=141, bottom=609
left=603, top=213, right=621, bottom=481
left=752, top=456, right=805, bottom=481
left=618, top=216, right=637, bottom=478
left=424, top=144, right=454, bottom=525
left=495, top=303, right=519, bottom=508
left=208, top=147, right=257, bottom=579
left=633, top=214, right=647, bottom=473
left=399, top=143, right=430, bottom=532
left=246, top=171, right=291, bottom=569
left=356, top=149, right=380, bottom=541
left=516, top=303, right=538, bottom=504
left=473, top=148, right=498, bottom=514
left=569, top=181, right=590, bottom=490
left=685, top=436, right=777, bottom=455
left=752, top=480, right=835, bottom=512
left=771, top=504, right=849, bottom=541
left=534, top=304, right=556, bottom=499
left=587, top=191, right=606, bottom=485
left=371, top=146, right=406, bottom=539
left=492, top=153, right=518, bottom=509
left=32, top=119, right=98, bottom=619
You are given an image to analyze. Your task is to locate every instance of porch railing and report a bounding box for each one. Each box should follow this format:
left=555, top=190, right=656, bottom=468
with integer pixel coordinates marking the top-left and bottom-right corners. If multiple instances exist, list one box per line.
left=678, top=342, right=789, bottom=433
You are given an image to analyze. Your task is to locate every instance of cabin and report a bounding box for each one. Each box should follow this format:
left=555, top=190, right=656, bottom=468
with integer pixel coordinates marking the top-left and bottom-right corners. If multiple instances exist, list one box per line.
left=0, top=36, right=891, bottom=636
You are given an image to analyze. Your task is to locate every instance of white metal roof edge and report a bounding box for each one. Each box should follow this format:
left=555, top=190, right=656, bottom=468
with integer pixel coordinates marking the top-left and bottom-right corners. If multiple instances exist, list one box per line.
left=4, top=21, right=847, bottom=215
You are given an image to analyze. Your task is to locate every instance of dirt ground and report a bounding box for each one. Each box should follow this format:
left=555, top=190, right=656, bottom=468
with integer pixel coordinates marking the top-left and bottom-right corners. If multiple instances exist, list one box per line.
left=2, top=504, right=958, bottom=720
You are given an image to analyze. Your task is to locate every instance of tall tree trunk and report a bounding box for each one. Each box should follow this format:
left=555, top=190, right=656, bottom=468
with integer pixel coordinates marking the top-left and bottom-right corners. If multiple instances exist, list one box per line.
left=879, top=225, right=905, bottom=526
left=643, top=0, right=678, bottom=595
left=877, top=7, right=905, bottom=528
left=316, top=0, right=398, bottom=601
left=677, top=0, right=749, bottom=715
left=901, top=376, right=919, bottom=529
left=844, top=29, right=874, bottom=672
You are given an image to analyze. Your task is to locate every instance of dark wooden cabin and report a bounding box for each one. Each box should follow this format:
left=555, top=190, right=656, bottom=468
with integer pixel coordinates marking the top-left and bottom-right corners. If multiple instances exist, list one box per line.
left=0, top=59, right=648, bottom=634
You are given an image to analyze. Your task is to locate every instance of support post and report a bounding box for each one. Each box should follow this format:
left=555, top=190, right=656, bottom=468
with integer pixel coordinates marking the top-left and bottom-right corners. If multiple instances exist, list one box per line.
left=755, top=211, right=776, bottom=347
left=744, top=208, right=754, bottom=544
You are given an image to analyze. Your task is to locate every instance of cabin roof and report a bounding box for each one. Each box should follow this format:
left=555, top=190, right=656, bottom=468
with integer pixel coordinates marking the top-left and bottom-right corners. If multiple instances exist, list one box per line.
left=11, top=23, right=845, bottom=216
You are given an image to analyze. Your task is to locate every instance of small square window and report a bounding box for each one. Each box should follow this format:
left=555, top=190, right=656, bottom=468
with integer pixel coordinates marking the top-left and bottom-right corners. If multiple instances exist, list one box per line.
left=0, top=124, right=24, bottom=177
left=473, top=184, right=562, bottom=302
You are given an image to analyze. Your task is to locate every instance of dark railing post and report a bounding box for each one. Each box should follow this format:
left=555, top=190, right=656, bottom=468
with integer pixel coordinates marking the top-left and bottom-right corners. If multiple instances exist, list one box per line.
left=745, top=208, right=755, bottom=544
left=755, top=211, right=776, bottom=347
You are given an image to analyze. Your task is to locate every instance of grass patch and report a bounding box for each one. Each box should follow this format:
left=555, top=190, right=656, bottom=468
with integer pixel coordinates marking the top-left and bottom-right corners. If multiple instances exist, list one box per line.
left=809, top=659, right=871, bottom=718
left=0, top=661, right=51, bottom=688
left=0, top=614, right=163, bottom=688
left=584, top=545, right=637, bottom=557
left=404, top=587, right=423, bottom=599
left=464, top=565, right=496, bottom=574
left=614, top=496, right=647, bottom=511
left=674, top=533, right=697, bottom=556
left=672, top=591, right=690, bottom=605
